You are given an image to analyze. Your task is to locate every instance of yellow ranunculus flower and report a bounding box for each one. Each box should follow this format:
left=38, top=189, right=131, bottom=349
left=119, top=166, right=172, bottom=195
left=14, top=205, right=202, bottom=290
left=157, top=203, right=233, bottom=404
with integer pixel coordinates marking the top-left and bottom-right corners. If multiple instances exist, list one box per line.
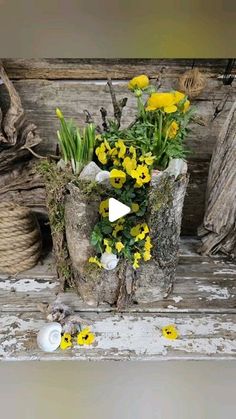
left=122, top=156, right=137, bottom=175
left=131, top=164, right=151, bottom=188
left=115, top=139, right=126, bottom=159
left=60, top=333, right=72, bottom=350
left=77, top=327, right=95, bottom=346
left=104, top=239, right=112, bottom=253
left=115, top=241, right=124, bottom=253
left=183, top=99, right=190, bottom=113
left=89, top=256, right=103, bottom=268
left=162, top=325, right=179, bottom=340
left=173, top=91, right=185, bottom=103
left=131, top=203, right=139, bottom=213
left=168, top=121, right=179, bottom=139
left=128, top=74, right=149, bottom=90
left=99, top=199, right=109, bottom=217
left=146, top=92, right=177, bottom=113
left=110, top=169, right=126, bottom=189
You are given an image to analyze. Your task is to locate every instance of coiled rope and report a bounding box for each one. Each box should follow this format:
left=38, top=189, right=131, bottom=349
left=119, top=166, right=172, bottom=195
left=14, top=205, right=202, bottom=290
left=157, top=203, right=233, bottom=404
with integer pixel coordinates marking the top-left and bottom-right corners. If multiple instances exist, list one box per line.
left=0, top=202, right=42, bottom=274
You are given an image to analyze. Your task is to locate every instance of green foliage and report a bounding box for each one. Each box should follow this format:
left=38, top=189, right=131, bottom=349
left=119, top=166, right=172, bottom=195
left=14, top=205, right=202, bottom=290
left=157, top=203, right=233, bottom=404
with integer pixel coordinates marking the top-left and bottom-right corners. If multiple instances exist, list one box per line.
left=56, top=108, right=96, bottom=174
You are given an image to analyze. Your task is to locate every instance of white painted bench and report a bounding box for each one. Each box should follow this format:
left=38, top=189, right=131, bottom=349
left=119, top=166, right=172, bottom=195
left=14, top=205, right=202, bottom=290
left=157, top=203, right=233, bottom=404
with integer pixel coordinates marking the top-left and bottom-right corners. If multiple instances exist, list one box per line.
left=0, top=238, right=235, bottom=360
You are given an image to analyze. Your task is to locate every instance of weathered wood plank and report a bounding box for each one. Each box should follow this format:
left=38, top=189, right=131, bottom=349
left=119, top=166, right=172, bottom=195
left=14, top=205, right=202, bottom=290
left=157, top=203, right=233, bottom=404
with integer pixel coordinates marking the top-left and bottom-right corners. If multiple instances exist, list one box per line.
left=2, top=59, right=235, bottom=80
left=0, top=311, right=235, bottom=360
left=0, top=239, right=235, bottom=313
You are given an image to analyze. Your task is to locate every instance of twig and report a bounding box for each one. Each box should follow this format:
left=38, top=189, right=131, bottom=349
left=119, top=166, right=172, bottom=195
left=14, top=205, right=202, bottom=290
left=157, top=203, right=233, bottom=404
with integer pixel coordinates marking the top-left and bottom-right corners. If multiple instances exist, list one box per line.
left=107, top=78, right=127, bottom=128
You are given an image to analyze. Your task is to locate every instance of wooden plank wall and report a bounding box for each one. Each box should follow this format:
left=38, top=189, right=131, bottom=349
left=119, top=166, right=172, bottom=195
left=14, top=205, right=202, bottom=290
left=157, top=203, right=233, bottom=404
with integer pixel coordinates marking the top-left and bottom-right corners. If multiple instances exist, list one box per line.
left=1, top=59, right=235, bottom=234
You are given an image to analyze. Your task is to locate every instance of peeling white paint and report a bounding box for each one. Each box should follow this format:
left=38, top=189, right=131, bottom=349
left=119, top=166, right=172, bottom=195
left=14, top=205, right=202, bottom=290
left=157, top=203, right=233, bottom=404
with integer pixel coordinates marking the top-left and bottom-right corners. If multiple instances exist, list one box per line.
left=167, top=305, right=178, bottom=310
left=0, top=278, right=57, bottom=292
left=172, top=296, right=183, bottom=303
left=198, top=284, right=230, bottom=301
left=1, top=313, right=235, bottom=360
left=213, top=269, right=236, bottom=275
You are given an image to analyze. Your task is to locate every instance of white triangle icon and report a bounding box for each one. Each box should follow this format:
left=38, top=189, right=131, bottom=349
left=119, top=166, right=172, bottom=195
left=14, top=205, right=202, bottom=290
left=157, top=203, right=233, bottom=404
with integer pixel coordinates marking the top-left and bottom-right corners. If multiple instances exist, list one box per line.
left=108, top=198, right=131, bottom=222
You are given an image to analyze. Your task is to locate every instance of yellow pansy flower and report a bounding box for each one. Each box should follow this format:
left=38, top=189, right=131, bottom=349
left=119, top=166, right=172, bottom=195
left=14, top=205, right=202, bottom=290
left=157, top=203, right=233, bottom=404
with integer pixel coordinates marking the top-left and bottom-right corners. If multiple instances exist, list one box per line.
left=129, top=146, right=137, bottom=159
left=143, top=250, right=151, bottom=261
left=146, top=92, right=177, bottom=113
left=130, top=223, right=149, bottom=241
left=104, top=239, right=112, bottom=253
left=128, top=74, right=149, bottom=90
left=115, top=139, right=126, bottom=159
left=133, top=252, right=142, bottom=269
left=144, top=236, right=153, bottom=251
left=167, top=121, right=179, bottom=139
left=139, top=152, right=155, bottom=166
left=122, top=156, right=137, bottom=175
left=77, top=327, right=95, bottom=346
left=95, top=142, right=108, bottom=165
left=88, top=256, right=103, bottom=268
left=131, top=164, right=151, bottom=188
left=162, top=325, right=179, bottom=340
left=110, top=169, right=126, bottom=189
left=99, top=199, right=109, bottom=217
left=115, top=241, right=124, bottom=253
left=112, top=220, right=125, bottom=237
left=131, top=203, right=140, bottom=213
left=60, top=333, right=72, bottom=350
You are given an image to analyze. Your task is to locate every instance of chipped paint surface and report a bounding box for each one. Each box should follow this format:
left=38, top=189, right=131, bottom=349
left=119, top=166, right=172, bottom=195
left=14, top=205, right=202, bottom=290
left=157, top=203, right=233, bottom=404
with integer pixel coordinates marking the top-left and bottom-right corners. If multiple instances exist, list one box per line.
left=172, top=296, right=183, bottom=303
left=198, top=284, right=230, bottom=301
left=0, top=278, right=57, bottom=292
left=0, top=313, right=236, bottom=360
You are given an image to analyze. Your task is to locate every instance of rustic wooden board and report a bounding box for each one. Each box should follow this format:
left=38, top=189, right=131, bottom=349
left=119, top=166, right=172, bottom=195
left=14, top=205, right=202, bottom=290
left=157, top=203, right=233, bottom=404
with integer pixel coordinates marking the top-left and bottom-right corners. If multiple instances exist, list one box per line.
left=0, top=239, right=235, bottom=313
left=0, top=311, right=235, bottom=360
left=2, top=59, right=235, bottom=80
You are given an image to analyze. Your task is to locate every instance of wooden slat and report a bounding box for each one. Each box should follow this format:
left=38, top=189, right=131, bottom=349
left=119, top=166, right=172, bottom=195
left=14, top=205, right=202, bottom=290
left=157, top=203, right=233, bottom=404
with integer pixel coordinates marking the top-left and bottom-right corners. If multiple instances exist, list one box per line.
left=2, top=59, right=235, bottom=80
left=0, top=239, right=235, bottom=313
left=0, top=311, right=235, bottom=360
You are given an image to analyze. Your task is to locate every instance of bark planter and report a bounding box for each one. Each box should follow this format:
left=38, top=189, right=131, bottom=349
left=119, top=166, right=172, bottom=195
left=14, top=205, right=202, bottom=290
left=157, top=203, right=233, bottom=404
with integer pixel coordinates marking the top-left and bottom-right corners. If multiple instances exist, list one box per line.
left=64, top=160, right=189, bottom=308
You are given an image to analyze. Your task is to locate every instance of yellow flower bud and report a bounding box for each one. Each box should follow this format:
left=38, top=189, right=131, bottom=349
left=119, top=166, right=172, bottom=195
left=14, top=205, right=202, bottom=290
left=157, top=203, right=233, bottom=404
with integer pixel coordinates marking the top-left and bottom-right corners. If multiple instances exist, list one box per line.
left=56, top=108, right=63, bottom=119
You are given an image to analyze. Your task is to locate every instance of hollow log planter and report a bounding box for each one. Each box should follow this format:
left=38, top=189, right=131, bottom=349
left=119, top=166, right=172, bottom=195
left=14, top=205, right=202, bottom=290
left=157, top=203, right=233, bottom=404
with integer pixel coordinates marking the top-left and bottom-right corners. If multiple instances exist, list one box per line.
left=64, top=164, right=189, bottom=308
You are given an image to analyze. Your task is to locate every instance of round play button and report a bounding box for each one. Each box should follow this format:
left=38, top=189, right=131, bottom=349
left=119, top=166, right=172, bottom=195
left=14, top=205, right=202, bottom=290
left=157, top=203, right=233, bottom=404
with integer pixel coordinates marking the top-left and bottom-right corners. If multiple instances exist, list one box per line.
left=108, top=198, right=131, bottom=222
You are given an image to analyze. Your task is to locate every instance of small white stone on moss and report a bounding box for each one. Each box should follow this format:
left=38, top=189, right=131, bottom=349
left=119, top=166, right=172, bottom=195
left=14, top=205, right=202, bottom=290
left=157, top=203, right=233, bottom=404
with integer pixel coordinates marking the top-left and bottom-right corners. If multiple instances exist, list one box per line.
left=79, top=162, right=101, bottom=181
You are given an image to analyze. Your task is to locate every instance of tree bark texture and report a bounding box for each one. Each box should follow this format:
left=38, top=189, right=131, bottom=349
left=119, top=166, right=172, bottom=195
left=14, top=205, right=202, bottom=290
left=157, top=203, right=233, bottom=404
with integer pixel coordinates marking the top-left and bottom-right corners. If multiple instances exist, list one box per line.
left=198, top=100, right=236, bottom=257
left=65, top=171, right=189, bottom=308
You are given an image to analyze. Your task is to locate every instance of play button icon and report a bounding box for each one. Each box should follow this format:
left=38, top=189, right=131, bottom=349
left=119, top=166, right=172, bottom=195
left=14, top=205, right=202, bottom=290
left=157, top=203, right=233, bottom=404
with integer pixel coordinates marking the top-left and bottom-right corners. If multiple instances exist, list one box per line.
left=108, top=198, right=131, bottom=222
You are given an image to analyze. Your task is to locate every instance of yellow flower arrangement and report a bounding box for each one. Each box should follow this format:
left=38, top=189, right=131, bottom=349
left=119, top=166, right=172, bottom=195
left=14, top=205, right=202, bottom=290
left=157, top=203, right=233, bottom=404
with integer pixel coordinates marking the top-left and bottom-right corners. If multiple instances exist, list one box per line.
left=60, top=333, right=72, bottom=350
left=110, top=169, right=126, bottom=189
left=77, top=327, right=95, bottom=346
left=128, top=74, right=149, bottom=90
left=89, top=75, right=192, bottom=271
left=162, top=325, right=179, bottom=340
